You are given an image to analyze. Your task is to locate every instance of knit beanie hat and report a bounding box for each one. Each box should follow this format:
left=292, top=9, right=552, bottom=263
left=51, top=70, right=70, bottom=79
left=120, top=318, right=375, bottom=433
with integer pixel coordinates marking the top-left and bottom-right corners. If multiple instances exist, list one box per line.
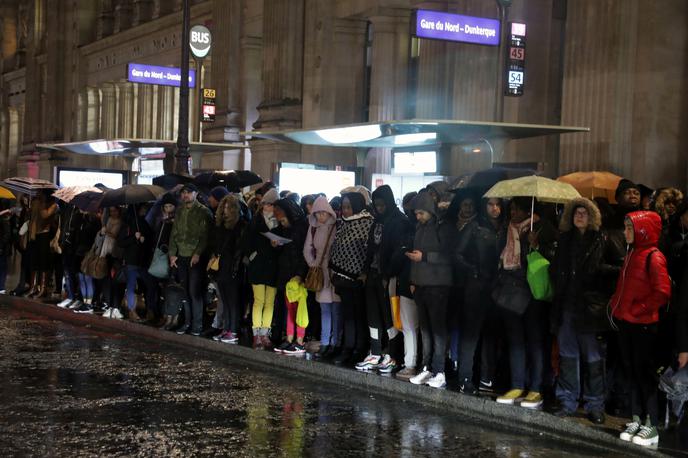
left=161, top=193, right=178, bottom=206
left=210, top=186, right=230, bottom=202
left=615, top=179, right=640, bottom=200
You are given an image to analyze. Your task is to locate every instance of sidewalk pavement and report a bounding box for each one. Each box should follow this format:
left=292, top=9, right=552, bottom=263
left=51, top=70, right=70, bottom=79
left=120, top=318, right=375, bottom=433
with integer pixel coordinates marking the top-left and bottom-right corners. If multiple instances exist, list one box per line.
left=2, top=295, right=681, bottom=457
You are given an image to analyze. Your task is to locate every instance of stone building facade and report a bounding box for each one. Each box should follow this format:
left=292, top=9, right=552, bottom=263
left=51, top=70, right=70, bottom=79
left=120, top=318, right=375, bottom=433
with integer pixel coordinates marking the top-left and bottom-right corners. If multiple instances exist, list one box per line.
left=0, top=0, right=686, bottom=187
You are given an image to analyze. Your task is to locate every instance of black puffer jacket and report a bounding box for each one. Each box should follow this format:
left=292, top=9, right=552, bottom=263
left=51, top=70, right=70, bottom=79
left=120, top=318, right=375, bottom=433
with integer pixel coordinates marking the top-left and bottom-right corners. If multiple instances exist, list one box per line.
left=365, top=185, right=414, bottom=279
left=551, top=230, right=614, bottom=333
left=210, top=220, right=247, bottom=279
left=455, top=214, right=505, bottom=285
left=274, top=198, right=309, bottom=288
left=245, top=211, right=280, bottom=287
left=75, top=214, right=101, bottom=258
left=0, top=215, right=11, bottom=257
left=58, top=206, right=83, bottom=255
left=409, top=192, right=456, bottom=287
left=117, top=212, right=154, bottom=267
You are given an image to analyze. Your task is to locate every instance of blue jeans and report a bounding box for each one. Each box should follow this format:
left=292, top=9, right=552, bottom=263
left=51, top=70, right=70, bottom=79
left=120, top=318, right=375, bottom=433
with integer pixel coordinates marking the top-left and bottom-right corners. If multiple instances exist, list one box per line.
left=77, top=273, right=94, bottom=300
left=502, top=300, right=548, bottom=392
left=556, top=312, right=605, bottom=413
left=125, top=265, right=143, bottom=311
left=320, top=302, right=342, bottom=346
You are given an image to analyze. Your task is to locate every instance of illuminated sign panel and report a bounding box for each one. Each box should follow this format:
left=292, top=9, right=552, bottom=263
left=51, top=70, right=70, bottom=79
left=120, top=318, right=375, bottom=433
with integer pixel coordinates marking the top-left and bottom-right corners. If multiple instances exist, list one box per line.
left=127, top=63, right=196, bottom=88
left=415, top=9, right=500, bottom=46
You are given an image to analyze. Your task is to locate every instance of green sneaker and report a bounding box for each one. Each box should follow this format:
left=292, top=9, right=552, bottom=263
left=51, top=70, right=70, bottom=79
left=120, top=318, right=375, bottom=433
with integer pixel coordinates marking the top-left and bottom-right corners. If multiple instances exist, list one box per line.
left=632, top=421, right=659, bottom=447
left=619, top=415, right=641, bottom=442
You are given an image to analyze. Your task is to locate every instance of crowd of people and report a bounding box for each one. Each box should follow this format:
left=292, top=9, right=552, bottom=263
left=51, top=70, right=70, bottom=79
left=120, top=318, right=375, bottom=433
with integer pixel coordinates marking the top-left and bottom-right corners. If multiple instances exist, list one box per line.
left=2, top=176, right=688, bottom=449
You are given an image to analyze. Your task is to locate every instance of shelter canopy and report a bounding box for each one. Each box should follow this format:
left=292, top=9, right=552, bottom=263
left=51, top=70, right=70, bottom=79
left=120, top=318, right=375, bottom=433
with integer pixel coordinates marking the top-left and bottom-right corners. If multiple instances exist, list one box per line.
left=247, top=119, right=590, bottom=149
left=37, top=139, right=248, bottom=158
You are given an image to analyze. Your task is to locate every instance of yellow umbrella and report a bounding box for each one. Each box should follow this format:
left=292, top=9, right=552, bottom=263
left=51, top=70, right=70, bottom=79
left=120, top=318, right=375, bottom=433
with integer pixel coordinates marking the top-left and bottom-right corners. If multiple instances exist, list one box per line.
left=0, top=186, right=15, bottom=200
left=483, top=175, right=581, bottom=204
left=557, top=171, right=622, bottom=204
left=483, top=175, right=581, bottom=230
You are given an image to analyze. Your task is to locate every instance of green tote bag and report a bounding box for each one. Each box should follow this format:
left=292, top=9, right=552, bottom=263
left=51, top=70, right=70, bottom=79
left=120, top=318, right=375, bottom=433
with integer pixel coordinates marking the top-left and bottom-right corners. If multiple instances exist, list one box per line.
left=526, top=250, right=554, bottom=302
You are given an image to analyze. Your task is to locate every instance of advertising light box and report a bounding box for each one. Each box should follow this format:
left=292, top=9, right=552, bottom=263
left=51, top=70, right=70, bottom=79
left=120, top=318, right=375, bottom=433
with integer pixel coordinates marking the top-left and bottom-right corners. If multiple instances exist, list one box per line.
left=278, top=168, right=355, bottom=201
left=56, top=167, right=126, bottom=189
left=415, top=9, right=500, bottom=46
left=127, top=63, right=196, bottom=88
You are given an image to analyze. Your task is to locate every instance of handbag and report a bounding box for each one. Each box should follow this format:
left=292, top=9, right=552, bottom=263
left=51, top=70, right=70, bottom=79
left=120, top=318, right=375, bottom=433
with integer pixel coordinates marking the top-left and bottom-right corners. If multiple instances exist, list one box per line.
left=526, top=250, right=554, bottom=302
left=388, top=277, right=402, bottom=330
left=492, top=271, right=532, bottom=315
left=304, top=226, right=334, bottom=292
left=148, top=227, right=170, bottom=278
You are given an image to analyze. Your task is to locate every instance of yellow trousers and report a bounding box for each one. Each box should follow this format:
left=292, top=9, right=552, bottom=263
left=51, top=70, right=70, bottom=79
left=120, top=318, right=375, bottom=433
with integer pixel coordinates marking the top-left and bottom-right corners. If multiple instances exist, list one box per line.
left=252, top=284, right=277, bottom=330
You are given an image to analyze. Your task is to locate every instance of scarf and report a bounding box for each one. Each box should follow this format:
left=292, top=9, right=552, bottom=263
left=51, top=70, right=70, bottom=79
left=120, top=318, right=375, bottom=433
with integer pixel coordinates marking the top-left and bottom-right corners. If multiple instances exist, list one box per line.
left=285, top=277, right=309, bottom=328
left=456, top=211, right=476, bottom=232
left=501, top=217, right=535, bottom=271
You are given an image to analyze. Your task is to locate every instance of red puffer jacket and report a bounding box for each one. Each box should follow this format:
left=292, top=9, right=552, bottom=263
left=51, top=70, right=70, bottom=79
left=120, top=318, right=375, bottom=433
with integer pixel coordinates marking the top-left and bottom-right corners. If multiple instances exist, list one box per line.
left=610, top=211, right=671, bottom=325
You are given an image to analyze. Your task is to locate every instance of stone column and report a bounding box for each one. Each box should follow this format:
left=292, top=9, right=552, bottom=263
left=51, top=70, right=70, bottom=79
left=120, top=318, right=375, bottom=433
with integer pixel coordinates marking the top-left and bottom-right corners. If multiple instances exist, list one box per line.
left=117, top=81, right=136, bottom=138
left=132, top=0, right=154, bottom=26
left=97, top=0, right=114, bottom=40
left=204, top=0, right=243, bottom=143
left=100, top=83, right=119, bottom=139
left=364, top=10, right=411, bottom=185
left=250, top=0, right=305, bottom=183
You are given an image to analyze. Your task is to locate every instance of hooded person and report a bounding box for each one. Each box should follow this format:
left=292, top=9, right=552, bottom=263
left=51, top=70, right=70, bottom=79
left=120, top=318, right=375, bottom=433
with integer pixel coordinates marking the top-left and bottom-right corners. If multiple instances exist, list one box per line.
left=603, top=178, right=641, bottom=415
left=551, top=198, right=616, bottom=423
left=272, top=197, right=310, bottom=354
left=244, top=186, right=281, bottom=349
left=209, top=194, right=249, bottom=344
left=494, top=196, right=558, bottom=409
left=610, top=211, right=671, bottom=447
left=454, top=196, right=506, bottom=393
left=303, top=196, right=341, bottom=358
left=329, top=192, right=375, bottom=365
left=426, top=180, right=452, bottom=214
left=405, top=192, right=456, bottom=389
left=355, top=185, right=413, bottom=373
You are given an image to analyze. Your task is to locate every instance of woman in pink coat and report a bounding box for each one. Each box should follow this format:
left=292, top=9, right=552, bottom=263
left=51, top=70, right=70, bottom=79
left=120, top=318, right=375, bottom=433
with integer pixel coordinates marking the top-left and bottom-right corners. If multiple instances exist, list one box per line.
left=304, top=196, right=341, bottom=358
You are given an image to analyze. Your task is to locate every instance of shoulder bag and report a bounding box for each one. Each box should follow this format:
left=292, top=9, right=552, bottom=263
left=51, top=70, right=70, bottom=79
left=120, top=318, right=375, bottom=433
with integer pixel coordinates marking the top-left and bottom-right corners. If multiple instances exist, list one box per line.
left=305, top=225, right=335, bottom=292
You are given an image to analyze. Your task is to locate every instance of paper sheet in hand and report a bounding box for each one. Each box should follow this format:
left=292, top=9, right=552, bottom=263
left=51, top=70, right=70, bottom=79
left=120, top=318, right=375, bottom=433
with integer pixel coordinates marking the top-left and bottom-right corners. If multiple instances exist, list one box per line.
left=261, top=232, right=292, bottom=245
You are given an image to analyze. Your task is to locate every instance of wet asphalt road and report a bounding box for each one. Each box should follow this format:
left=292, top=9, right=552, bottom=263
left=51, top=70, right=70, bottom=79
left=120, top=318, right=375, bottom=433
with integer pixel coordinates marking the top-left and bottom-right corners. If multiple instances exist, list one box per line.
left=0, top=303, right=622, bottom=457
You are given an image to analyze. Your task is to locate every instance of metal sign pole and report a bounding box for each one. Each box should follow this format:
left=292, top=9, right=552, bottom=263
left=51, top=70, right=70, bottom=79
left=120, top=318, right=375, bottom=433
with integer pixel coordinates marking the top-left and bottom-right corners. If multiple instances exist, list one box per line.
left=175, top=0, right=191, bottom=175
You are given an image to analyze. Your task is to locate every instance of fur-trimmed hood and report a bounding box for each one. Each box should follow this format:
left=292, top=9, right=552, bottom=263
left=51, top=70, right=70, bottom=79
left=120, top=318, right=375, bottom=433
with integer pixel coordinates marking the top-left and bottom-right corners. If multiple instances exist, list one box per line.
left=653, top=187, right=683, bottom=221
left=559, top=197, right=602, bottom=232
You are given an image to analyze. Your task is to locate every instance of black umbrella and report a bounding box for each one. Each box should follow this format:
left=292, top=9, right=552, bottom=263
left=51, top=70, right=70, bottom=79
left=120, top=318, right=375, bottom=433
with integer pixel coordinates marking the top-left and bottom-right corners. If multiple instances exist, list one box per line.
left=193, top=170, right=262, bottom=192
left=451, top=167, right=536, bottom=193
left=153, top=173, right=193, bottom=190
left=71, top=190, right=105, bottom=213
left=99, top=184, right=166, bottom=207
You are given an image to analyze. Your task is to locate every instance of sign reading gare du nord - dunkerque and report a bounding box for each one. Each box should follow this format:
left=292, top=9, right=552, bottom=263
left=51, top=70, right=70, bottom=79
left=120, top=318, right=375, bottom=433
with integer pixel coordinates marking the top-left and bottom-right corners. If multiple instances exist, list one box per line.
left=415, top=9, right=500, bottom=46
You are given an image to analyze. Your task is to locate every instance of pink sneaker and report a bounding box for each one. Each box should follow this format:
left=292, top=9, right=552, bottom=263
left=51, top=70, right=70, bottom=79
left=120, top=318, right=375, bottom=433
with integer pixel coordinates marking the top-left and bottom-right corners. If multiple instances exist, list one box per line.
left=220, top=331, right=239, bottom=344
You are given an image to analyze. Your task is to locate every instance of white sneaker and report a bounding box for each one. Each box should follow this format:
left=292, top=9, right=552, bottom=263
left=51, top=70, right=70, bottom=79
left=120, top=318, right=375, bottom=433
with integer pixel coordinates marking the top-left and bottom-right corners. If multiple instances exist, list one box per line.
left=68, top=300, right=83, bottom=310
left=631, top=424, right=659, bottom=447
left=410, top=368, right=433, bottom=385
left=620, top=416, right=641, bottom=442
left=111, top=308, right=124, bottom=319
left=57, top=298, right=73, bottom=308
left=355, top=354, right=381, bottom=371
left=426, top=372, right=446, bottom=388
left=0, top=289, right=6, bottom=294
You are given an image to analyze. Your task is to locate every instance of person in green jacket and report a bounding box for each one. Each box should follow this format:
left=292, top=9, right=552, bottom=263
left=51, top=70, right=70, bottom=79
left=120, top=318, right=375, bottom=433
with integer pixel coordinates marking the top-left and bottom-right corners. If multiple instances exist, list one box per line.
left=169, top=183, right=212, bottom=336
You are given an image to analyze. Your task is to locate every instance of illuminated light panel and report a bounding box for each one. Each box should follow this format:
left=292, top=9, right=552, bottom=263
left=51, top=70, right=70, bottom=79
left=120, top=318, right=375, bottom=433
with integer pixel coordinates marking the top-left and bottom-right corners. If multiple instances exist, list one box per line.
left=315, top=125, right=382, bottom=144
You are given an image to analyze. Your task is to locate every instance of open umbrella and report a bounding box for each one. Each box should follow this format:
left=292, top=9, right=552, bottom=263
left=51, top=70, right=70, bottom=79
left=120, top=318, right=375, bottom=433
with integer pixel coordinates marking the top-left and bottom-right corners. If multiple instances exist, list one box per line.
left=193, top=170, right=262, bottom=192
left=452, top=167, right=536, bottom=192
left=0, top=186, right=15, bottom=200
left=53, top=186, right=102, bottom=204
left=2, top=177, right=57, bottom=197
left=483, top=175, right=581, bottom=230
left=71, top=190, right=104, bottom=213
left=557, top=171, right=622, bottom=204
left=99, top=184, right=165, bottom=207
left=152, top=173, right=193, bottom=190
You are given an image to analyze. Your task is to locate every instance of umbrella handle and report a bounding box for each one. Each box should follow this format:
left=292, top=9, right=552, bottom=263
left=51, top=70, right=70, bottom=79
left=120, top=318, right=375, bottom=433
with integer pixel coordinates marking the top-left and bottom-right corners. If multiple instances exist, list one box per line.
left=530, top=196, right=535, bottom=232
